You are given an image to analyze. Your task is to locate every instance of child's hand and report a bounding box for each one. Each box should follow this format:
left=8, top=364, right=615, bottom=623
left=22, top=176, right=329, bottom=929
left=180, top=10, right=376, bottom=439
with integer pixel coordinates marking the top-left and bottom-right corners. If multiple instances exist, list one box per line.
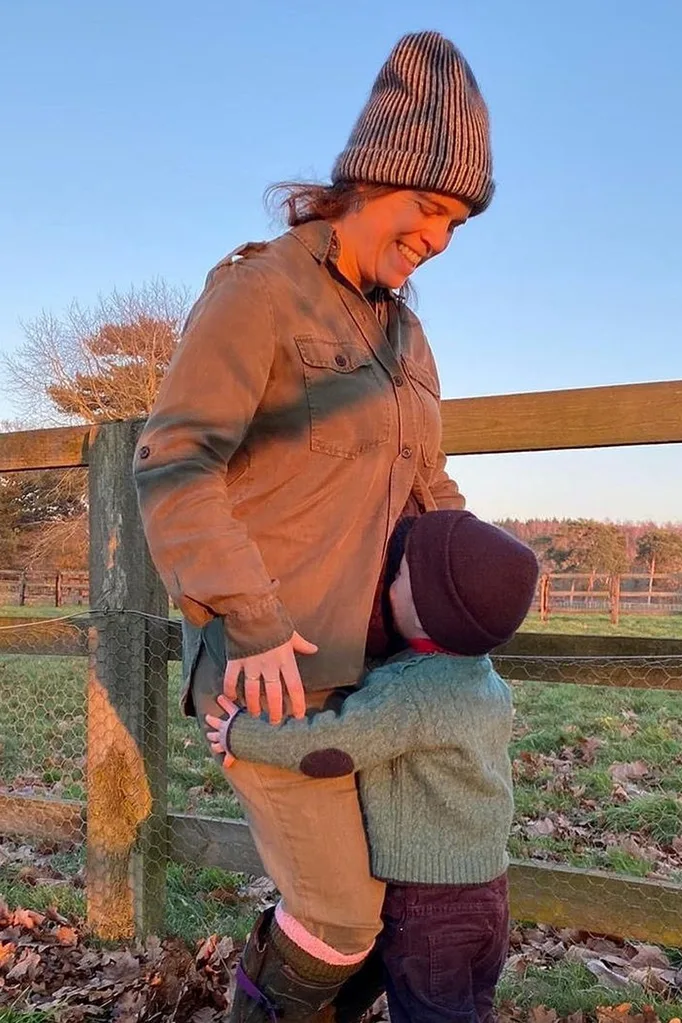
left=205, top=694, right=242, bottom=770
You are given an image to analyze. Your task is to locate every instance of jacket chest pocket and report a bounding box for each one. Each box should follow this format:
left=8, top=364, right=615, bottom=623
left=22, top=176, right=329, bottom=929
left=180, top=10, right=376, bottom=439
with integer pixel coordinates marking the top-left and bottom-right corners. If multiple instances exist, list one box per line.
left=402, top=355, right=442, bottom=468
left=295, top=337, right=391, bottom=459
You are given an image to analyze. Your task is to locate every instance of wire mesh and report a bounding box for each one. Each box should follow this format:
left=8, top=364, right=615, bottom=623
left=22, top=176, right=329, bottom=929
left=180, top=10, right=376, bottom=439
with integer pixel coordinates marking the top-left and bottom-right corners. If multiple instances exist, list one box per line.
left=1, top=611, right=681, bottom=950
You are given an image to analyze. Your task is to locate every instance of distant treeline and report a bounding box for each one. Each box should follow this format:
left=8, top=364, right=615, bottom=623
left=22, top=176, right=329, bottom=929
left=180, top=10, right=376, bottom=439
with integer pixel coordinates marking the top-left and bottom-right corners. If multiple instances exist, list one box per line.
left=495, top=518, right=682, bottom=579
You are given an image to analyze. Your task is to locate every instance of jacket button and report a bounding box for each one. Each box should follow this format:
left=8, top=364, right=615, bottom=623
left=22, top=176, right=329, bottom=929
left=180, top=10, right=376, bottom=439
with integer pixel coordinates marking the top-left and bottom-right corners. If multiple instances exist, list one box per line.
left=335, top=354, right=348, bottom=367
left=394, top=375, right=404, bottom=387
left=138, top=445, right=151, bottom=459
left=401, top=446, right=412, bottom=459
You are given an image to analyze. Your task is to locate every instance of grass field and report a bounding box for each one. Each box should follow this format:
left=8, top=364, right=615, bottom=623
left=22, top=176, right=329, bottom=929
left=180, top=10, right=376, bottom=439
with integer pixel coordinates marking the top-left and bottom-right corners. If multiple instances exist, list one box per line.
left=2, top=609, right=681, bottom=870
left=2, top=608, right=682, bottom=1017
left=521, top=611, right=682, bottom=638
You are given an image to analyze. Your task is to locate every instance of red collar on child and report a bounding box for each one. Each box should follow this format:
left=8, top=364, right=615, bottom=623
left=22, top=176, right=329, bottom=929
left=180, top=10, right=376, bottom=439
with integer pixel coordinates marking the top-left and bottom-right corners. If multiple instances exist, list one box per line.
left=409, top=638, right=453, bottom=655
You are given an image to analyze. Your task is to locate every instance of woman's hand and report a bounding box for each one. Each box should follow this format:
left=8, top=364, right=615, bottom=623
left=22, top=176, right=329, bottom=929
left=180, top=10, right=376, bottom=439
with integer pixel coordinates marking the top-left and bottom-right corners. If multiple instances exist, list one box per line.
left=223, top=631, right=318, bottom=724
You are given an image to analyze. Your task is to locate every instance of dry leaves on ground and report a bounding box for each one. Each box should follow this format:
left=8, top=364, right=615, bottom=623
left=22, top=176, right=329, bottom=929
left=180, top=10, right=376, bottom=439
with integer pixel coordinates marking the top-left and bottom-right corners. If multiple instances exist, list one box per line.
left=2, top=904, right=682, bottom=1022
left=506, top=923, right=682, bottom=1001
left=0, top=898, right=240, bottom=1022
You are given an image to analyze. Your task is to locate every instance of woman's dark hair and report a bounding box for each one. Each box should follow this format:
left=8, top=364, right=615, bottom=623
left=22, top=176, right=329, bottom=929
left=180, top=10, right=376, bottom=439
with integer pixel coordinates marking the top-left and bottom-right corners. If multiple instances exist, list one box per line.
left=264, top=180, right=416, bottom=304
left=265, top=180, right=394, bottom=226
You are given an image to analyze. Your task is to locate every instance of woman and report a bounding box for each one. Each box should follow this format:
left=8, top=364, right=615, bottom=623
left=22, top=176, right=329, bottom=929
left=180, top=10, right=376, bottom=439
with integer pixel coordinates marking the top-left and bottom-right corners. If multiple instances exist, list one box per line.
left=134, top=29, right=494, bottom=1023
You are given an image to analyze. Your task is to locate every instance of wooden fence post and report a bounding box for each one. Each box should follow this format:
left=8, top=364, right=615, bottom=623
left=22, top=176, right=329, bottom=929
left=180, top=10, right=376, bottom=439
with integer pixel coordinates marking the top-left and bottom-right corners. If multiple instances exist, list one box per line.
left=610, top=574, right=621, bottom=626
left=55, top=571, right=62, bottom=608
left=539, top=574, right=550, bottom=622
left=86, top=420, right=169, bottom=940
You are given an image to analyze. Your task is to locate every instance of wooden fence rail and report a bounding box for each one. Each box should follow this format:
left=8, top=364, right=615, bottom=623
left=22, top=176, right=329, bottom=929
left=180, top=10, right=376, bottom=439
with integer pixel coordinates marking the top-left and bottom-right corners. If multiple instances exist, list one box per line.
left=538, top=572, right=682, bottom=624
left=2, top=568, right=679, bottom=615
left=0, top=569, right=89, bottom=607
left=0, top=378, right=681, bottom=943
left=1, top=796, right=680, bottom=948
left=2, top=616, right=682, bottom=686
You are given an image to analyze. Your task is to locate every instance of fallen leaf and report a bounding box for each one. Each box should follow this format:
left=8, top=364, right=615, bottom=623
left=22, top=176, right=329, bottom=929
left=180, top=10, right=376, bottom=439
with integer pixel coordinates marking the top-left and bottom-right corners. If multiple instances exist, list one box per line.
left=79, top=950, right=104, bottom=969
left=56, top=925, right=79, bottom=946
left=5, top=947, right=41, bottom=981
left=11, top=907, right=45, bottom=929
left=196, top=934, right=218, bottom=964
left=587, top=937, right=629, bottom=957
left=595, top=1005, right=640, bottom=1023
left=191, top=1009, right=220, bottom=1023
left=208, top=887, right=240, bottom=906
left=529, top=1006, right=558, bottom=1023
left=629, top=945, right=671, bottom=970
left=17, top=865, right=39, bottom=886
left=498, top=999, right=525, bottom=1023
left=105, top=949, right=142, bottom=983
left=501, top=952, right=527, bottom=976
left=522, top=927, right=548, bottom=944
left=609, top=761, right=650, bottom=784
left=600, top=953, right=632, bottom=968
left=45, top=906, right=71, bottom=926
left=112, top=986, right=146, bottom=1022
left=613, top=836, right=659, bottom=863
left=0, top=941, right=16, bottom=966
left=509, top=926, right=524, bottom=947
left=586, top=959, right=630, bottom=989
left=579, top=737, right=603, bottom=764
left=527, top=817, right=556, bottom=837
left=557, top=928, right=586, bottom=943
left=565, top=945, right=596, bottom=966
left=629, top=967, right=670, bottom=993
left=212, top=935, right=235, bottom=961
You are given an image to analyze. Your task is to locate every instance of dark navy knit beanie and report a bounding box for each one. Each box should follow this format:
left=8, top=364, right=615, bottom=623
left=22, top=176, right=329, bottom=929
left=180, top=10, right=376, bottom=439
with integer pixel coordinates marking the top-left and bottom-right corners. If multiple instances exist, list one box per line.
left=405, top=511, right=539, bottom=654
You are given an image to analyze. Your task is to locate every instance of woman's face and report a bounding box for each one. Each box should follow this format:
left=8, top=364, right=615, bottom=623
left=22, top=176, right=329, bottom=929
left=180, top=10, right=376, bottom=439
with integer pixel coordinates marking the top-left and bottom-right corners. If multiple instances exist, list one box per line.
left=334, top=189, right=472, bottom=293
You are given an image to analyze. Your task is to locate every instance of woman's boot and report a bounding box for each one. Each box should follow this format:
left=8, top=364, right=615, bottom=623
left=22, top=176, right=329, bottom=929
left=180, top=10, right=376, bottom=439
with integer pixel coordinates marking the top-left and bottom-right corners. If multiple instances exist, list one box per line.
left=229, top=907, right=363, bottom=1023
left=319, top=946, right=385, bottom=1023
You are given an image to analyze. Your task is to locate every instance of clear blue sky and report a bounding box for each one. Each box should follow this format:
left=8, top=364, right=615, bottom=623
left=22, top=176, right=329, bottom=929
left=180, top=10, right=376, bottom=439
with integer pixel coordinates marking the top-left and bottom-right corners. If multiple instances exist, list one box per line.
left=1, top=0, right=680, bottom=522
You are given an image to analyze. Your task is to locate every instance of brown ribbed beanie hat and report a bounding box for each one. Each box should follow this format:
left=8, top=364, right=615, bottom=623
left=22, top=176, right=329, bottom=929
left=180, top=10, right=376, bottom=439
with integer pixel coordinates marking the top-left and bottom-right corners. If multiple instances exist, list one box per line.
left=332, top=30, right=494, bottom=215
left=405, top=511, right=539, bottom=654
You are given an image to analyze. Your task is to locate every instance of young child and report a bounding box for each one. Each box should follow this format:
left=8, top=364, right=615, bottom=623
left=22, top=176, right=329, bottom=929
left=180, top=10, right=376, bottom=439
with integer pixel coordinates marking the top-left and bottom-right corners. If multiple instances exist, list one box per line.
left=206, top=510, right=538, bottom=1023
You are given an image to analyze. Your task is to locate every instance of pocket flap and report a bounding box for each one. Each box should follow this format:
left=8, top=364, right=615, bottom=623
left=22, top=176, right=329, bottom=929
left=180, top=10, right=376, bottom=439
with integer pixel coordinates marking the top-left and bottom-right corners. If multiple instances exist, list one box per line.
left=402, top=355, right=440, bottom=397
left=296, top=337, right=373, bottom=373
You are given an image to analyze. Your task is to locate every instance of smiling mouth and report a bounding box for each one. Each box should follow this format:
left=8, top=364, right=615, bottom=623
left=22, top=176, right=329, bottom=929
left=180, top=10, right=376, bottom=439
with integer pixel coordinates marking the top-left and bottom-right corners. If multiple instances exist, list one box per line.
left=396, top=241, right=423, bottom=268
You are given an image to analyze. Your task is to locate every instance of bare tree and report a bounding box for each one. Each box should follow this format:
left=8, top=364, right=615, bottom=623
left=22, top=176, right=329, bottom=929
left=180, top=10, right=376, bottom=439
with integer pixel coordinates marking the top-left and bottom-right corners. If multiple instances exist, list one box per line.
left=2, top=278, right=191, bottom=425
left=1, top=280, right=191, bottom=570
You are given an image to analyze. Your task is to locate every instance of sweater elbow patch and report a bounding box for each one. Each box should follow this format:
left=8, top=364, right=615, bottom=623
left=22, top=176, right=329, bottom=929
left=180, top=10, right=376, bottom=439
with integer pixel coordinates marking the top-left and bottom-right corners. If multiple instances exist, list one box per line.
left=299, top=749, right=355, bottom=778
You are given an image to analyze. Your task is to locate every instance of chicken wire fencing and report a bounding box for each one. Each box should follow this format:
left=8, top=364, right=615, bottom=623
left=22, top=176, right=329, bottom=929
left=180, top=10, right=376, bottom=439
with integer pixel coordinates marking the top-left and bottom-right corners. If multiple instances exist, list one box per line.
left=1, top=611, right=682, bottom=950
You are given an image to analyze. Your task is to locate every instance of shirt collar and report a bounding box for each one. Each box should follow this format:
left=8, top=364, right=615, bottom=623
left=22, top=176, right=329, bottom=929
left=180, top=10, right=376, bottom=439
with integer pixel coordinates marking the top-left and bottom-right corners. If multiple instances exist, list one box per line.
left=289, top=219, right=398, bottom=319
left=289, top=220, right=339, bottom=265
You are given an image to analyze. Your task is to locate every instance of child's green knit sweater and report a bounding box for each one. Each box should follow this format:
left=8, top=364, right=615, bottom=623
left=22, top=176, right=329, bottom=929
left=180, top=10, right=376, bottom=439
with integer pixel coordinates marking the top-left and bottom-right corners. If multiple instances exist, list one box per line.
left=227, top=652, right=513, bottom=885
